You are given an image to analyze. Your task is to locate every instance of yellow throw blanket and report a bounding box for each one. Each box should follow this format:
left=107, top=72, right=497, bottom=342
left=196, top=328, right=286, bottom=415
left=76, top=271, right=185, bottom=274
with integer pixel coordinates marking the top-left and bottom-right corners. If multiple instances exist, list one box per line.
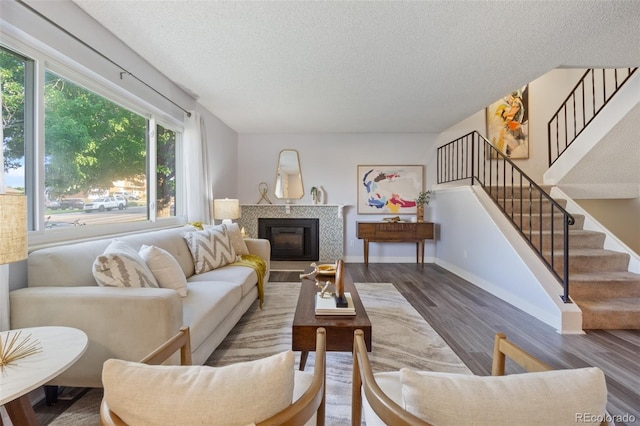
left=231, top=254, right=267, bottom=309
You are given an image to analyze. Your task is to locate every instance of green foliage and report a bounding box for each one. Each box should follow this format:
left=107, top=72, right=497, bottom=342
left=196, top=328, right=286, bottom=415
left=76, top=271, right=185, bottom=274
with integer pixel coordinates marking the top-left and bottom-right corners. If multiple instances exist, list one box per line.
left=1, top=47, right=26, bottom=173
left=156, top=125, right=176, bottom=214
left=415, top=190, right=432, bottom=205
left=44, top=71, right=146, bottom=197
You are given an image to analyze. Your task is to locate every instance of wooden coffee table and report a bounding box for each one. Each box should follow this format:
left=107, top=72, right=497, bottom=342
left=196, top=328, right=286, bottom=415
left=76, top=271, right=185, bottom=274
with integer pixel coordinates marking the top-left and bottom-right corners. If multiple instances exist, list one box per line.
left=292, top=267, right=372, bottom=370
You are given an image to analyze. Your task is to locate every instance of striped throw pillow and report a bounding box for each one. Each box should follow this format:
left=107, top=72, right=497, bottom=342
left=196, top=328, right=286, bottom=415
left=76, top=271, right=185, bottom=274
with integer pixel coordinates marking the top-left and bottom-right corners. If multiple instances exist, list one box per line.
left=93, top=240, right=159, bottom=288
left=182, top=225, right=237, bottom=274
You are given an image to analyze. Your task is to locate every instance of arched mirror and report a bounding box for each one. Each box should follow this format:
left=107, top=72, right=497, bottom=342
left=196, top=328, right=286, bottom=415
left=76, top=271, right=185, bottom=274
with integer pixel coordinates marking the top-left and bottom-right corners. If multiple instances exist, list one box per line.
left=274, top=149, right=304, bottom=199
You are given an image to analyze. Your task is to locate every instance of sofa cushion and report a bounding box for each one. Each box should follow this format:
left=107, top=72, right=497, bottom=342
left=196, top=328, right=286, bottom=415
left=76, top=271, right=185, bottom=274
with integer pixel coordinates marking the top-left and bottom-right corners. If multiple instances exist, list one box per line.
left=139, top=245, right=188, bottom=297
left=400, top=367, right=608, bottom=425
left=182, top=281, right=243, bottom=351
left=187, top=264, right=257, bottom=298
left=102, top=351, right=295, bottom=425
left=226, top=222, right=249, bottom=255
left=92, top=240, right=159, bottom=288
left=182, top=225, right=237, bottom=274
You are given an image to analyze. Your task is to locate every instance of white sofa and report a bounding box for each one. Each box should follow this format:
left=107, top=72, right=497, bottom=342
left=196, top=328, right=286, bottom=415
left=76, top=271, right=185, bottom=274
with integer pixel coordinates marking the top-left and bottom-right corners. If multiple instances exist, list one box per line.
left=10, top=225, right=270, bottom=389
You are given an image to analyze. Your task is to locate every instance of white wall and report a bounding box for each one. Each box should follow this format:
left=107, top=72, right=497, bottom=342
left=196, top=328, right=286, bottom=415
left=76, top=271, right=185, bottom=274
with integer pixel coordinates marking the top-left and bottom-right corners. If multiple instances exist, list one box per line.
left=200, top=104, right=239, bottom=201
left=237, top=133, right=440, bottom=262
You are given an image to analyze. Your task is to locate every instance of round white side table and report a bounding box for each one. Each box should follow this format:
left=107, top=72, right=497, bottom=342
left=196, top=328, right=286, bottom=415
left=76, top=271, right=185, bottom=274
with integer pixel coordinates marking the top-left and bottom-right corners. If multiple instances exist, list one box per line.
left=0, top=326, right=88, bottom=425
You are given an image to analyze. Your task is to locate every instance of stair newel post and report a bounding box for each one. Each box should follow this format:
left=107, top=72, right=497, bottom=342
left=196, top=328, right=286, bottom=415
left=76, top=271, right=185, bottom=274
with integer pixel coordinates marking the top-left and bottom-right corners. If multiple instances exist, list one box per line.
left=562, top=215, right=571, bottom=303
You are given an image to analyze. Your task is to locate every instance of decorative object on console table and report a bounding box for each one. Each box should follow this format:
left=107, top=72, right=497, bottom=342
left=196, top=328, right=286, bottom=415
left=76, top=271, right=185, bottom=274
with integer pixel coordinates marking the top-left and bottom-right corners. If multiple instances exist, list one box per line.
left=415, top=190, right=431, bottom=223
left=357, top=165, right=424, bottom=215
left=213, top=198, right=240, bottom=225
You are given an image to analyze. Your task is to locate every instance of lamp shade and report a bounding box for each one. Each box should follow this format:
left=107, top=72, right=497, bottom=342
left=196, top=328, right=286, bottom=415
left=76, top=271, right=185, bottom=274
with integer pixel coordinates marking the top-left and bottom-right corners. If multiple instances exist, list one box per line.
left=214, top=198, right=240, bottom=224
left=0, top=194, right=28, bottom=265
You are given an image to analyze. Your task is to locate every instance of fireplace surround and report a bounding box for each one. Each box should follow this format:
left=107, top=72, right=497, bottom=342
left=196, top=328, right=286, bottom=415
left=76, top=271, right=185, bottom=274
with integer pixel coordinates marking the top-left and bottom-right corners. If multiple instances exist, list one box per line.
left=238, top=204, right=345, bottom=263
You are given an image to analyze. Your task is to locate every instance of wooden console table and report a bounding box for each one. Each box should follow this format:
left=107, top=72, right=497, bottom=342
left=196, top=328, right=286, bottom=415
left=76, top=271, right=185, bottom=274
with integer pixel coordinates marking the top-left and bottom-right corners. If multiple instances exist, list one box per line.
left=356, top=221, right=435, bottom=266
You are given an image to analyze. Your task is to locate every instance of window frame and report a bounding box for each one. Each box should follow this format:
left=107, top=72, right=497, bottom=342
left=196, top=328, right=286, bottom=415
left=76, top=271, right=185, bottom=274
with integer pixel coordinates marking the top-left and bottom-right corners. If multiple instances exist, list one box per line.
left=1, top=33, right=186, bottom=250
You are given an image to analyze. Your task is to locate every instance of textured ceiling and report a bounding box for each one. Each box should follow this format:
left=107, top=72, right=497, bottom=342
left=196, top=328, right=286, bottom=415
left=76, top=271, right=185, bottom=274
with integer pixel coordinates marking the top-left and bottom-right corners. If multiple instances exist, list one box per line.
left=72, top=0, right=640, bottom=134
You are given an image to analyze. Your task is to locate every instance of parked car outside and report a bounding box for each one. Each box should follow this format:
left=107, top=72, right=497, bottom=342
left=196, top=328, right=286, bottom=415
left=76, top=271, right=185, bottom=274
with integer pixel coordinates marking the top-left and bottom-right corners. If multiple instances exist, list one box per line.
left=83, top=196, right=125, bottom=212
left=113, top=191, right=137, bottom=200
left=115, top=195, right=128, bottom=208
left=59, top=198, right=85, bottom=210
left=45, top=199, right=60, bottom=210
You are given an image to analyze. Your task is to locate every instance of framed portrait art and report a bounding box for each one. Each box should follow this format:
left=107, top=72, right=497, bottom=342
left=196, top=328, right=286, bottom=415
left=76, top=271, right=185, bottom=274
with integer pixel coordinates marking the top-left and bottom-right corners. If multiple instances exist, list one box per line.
left=357, top=165, right=424, bottom=215
left=486, top=85, right=529, bottom=159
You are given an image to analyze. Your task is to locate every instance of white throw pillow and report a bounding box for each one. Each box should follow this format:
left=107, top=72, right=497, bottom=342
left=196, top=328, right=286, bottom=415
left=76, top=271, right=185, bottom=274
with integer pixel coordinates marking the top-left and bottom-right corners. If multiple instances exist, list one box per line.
left=400, top=367, right=608, bottom=425
left=93, top=240, right=159, bottom=288
left=182, top=225, right=237, bottom=274
left=139, top=245, right=188, bottom=297
left=103, top=351, right=295, bottom=425
left=226, top=222, right=249, bottom=255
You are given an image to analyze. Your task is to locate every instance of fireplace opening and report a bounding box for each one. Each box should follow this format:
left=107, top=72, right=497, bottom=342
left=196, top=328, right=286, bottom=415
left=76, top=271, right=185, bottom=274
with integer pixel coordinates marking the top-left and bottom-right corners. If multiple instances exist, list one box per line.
left=258, top=218, right=319, bottom=261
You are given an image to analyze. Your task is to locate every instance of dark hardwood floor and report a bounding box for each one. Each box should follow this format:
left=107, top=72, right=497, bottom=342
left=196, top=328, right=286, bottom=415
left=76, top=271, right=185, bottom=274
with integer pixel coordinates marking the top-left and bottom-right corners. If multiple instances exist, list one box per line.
left=273, top=263, right=640, bottom=425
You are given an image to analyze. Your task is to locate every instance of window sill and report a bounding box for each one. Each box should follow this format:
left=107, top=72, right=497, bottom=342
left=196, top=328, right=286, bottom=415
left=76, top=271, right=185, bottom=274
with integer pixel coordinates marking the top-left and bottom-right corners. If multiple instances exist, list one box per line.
left=28, top=217, right=187, bottom=251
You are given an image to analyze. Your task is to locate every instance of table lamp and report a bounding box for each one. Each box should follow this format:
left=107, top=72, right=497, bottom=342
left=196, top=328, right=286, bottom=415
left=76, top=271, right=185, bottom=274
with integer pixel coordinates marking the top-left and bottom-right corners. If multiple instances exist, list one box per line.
left=0, top=194, right=28, bottom=332
left=0, top=194, right=28, bottom=265
left=213, top=198, right=240, bottom=225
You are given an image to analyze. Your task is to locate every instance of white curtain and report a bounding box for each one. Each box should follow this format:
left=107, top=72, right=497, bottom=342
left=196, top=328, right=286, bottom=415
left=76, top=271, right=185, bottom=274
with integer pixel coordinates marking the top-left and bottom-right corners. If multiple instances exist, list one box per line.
left=183, top=111, right=213, bottom=224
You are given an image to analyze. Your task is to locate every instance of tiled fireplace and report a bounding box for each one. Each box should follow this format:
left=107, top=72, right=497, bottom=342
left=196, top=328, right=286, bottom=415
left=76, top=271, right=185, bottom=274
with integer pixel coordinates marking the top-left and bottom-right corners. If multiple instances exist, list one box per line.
left=238, top=204, right=345, bottom=262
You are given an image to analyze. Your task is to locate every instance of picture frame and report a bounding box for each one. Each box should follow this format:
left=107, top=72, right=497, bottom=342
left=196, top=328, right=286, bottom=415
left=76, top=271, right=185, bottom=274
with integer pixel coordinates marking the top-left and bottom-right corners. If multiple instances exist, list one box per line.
left=357, top=165, right=424, bottom=215
left=485, top=85, right=529, bottom=159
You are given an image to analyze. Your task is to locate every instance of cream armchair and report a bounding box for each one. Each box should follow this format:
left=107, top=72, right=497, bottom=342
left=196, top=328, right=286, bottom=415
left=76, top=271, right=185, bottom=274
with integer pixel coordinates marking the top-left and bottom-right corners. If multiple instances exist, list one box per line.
left=352, top=330, right=611, bottom=426
left=101, top=327, right=326, bottom=426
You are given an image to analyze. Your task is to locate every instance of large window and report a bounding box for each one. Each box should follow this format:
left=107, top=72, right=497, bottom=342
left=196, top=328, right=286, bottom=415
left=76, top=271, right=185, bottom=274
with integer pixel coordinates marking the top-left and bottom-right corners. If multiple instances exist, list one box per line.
left=1, top=44, right=182, bottom=240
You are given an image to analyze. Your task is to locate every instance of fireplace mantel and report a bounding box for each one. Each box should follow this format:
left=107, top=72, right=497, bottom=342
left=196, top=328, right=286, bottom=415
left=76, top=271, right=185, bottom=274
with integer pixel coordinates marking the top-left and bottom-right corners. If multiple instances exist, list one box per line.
left=239, top=204, right=347, bottom=262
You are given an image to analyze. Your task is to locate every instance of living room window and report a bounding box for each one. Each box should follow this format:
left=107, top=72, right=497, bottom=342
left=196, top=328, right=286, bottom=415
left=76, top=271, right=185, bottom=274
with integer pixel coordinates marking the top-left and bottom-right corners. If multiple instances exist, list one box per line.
left=1, top=42, right=184, bottom=245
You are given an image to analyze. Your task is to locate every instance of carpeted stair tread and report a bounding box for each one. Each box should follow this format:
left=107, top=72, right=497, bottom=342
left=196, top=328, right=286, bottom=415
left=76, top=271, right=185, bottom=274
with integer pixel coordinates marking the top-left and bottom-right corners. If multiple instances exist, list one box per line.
left=570, top=271, right=640, bottom=299
left=529, top=229, right=605, bottom=250
left=546, top=248, right=631, bottom=273
left=517, top=213, right=585, bottom=231
left=576, top=297, right=640, bottom=329
left=500, top=197, right=567, bottom=214
left=489, top=186, right=553, bottom=199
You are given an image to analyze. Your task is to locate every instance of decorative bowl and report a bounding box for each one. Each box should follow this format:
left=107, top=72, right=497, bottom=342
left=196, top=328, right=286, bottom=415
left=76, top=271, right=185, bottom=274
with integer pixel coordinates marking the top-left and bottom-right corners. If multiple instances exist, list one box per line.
left=315, top=264, right=337, bottom=275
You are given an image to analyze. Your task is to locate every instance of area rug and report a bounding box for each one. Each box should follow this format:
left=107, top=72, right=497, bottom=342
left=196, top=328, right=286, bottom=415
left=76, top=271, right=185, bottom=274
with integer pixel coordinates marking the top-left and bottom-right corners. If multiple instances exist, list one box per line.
left=49, top=282, right=470, bottom=425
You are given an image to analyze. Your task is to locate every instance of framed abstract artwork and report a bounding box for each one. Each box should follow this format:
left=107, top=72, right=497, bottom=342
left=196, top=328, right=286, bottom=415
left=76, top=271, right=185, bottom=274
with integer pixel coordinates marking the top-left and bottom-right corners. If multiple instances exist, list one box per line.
left=486, top=85, right=529, bottom=159
left=357, top=165, right=424, bottom=214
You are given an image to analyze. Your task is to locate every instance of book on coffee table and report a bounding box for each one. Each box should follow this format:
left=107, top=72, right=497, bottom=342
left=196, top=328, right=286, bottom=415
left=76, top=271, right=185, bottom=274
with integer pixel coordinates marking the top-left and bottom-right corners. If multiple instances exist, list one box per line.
left=315, top=292, right=356, bottom=315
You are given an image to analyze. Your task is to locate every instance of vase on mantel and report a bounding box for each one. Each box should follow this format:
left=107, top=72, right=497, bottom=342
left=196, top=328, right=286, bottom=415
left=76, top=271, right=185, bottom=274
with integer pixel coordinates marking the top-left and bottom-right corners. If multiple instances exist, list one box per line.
left=416, top=205, right=424, bottom=223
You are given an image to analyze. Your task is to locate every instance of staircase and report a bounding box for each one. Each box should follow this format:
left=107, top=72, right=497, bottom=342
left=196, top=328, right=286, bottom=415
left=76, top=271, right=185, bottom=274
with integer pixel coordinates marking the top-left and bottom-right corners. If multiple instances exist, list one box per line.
left=497, top=185, right=640, bottom=329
